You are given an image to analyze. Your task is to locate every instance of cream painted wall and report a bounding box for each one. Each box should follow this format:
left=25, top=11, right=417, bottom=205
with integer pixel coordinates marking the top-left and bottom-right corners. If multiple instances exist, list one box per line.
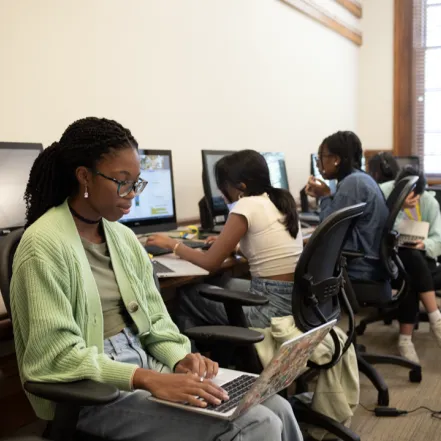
left=0, top=0, right=359, bottom=220
left=358, top=0, right=394, bottom=151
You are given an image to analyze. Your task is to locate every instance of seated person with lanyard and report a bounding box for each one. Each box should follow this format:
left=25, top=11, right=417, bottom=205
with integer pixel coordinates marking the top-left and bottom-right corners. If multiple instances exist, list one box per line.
left=305, top=131, right=389, bottom=285
left=380, top=166, right=441, bottom=363
left=11, top=118, right=302, bottom=441
left=147, top=149, right=304, bottom=330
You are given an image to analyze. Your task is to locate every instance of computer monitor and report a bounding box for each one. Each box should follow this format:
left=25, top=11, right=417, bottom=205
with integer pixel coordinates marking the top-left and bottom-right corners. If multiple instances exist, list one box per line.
left=0, top=142, right=43, bottom=234
left=119, top=150, right=177, bottom=234
left=394, top=156, right=420, bottom=172
left=310, top=153, right=366, bottom=194
left=261, top=152, right=290, bottom=190
left=201, top=150, right=290, bottom=216
left=310, top=154, right=337, bottom=194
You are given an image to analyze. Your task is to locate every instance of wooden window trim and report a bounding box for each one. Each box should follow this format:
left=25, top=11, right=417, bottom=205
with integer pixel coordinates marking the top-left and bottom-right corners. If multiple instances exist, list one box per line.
left=393, top=0, right=413, bottom=157
left=394, top=0, right=441, bottom=184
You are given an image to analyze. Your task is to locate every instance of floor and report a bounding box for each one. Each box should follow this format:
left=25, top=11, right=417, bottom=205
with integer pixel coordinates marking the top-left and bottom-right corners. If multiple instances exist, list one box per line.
left=2, top=313, right=441, bottom=441
left=349, top=315, right=441, bottom=441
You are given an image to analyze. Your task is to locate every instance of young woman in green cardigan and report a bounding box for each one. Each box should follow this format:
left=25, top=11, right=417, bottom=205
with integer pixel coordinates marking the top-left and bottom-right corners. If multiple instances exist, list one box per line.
left=11, top=117, right=302, bottom=441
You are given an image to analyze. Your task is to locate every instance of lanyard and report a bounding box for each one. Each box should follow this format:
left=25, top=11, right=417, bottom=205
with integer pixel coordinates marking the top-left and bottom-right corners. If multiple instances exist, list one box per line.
left=404, top=202, right=422, bottom=222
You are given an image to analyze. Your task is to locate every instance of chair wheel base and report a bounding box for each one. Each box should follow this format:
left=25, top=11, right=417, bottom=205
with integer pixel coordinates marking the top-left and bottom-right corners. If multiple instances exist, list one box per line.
left=409, top=368, right=422, bottom=383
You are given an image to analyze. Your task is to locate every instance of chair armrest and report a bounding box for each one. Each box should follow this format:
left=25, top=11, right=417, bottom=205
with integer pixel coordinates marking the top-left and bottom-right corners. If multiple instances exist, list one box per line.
left=24, top=379, right=119, bottom=406
left=199, top=287, right=269, bottom=306
left=342, top=250, right=365, bottom=260
left=185, top=325, right=264, bottom=345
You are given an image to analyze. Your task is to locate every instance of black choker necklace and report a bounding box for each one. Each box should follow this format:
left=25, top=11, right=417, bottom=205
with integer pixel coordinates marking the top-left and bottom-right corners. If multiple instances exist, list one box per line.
left=68, top=204, right=102, bottom=225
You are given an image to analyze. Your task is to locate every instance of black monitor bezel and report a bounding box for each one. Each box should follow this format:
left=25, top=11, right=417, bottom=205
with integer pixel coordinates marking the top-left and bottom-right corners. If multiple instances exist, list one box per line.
left=201, top=149, right=236, bottom=217
left=0, top=142, right=43, bottom=233
left=394, top=155, right=420, bottom=171
left=119, top=149, right=177, bottom=234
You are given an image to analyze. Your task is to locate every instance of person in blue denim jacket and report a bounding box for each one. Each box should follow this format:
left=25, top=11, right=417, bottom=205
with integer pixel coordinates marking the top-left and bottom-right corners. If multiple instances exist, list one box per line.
left=305, top=131, right=389, bottom=282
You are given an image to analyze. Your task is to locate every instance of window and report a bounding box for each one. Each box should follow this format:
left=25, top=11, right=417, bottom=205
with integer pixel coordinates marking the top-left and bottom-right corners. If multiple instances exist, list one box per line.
left=414, top=0, right=441, bottom=175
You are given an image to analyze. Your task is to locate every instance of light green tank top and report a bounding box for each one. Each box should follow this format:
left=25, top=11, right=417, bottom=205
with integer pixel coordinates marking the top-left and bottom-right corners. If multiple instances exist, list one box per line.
left=81, top=238, right=132, bottom=339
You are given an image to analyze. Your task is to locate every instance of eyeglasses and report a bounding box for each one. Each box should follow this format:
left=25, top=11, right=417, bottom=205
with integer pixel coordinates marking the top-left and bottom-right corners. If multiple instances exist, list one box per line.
left=315, top=153, right=335, bottom=165
left=93, top=170, right=148, bottom=197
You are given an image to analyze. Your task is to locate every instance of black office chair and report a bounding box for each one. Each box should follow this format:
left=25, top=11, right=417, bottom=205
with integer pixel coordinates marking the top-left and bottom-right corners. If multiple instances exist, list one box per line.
left=341, top=176, right=422, bottom=408
left=184, top=203, right=367, bottom=441
left=354, top=180, right=441, bottom=330
left=0, top=228, right=119, bottom=441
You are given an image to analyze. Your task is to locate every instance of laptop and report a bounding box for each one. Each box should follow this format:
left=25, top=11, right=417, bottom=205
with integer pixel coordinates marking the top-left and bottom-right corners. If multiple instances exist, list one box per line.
left=149, top=319, right=336, bottom=420
left=396, top=219, right=429, bottom=248
left=152, top=254, right=209, bottom=278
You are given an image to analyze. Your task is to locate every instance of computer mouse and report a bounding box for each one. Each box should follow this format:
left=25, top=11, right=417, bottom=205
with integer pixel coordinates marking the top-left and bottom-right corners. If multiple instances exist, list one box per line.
left=201, top=243, right=212, bottom=251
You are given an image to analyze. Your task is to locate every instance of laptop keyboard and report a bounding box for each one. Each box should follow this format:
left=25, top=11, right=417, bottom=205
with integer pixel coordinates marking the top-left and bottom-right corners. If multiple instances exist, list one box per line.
left=152, top=260, right=174, bottom=274
left=205, top=374, right=257, bottom=413
left=398, top=234, right=424, bottom=246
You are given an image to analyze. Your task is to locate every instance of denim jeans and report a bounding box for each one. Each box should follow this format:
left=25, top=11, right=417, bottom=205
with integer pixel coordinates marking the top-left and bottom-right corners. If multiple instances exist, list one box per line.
left=176, top=274, right=294, bottom=331
left=77, top=328, right=303, bottom=441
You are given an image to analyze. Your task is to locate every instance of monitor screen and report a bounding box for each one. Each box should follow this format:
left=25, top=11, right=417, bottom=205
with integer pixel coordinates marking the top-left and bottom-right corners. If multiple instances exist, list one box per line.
left=202, top=150, right=290, bottom=216
left=394, top=156, right=420, bottom=172
left=261, top=152, right=289, bottom=190
left=0, top=142, right=43, bottom=232
left=310, top=153, right=337, bottom=193
left=310, top=153, right=366, bottom=193
left=202, top=150, right=234, bottom=216
left=119, top=150, right=177, bottom=233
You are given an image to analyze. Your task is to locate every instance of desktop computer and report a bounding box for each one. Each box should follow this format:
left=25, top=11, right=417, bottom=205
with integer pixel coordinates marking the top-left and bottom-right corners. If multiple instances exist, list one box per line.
left=199, top=150, right=290, bottom=232
left=119, top=150, right=178, bottom=234
left=0, top=142, right=43, bottom=235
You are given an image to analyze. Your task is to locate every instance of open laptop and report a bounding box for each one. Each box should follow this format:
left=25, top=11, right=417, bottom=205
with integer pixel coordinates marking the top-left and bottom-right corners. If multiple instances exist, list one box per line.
left=396, top=219, right=429, bottom=248
left=152, top=254, right=209, bottom=278
left=149, top=319, right=336, bottom=420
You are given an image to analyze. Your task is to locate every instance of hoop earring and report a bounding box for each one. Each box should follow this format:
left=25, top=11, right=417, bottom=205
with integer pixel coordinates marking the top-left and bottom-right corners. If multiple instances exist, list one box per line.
left=84, top=185, right=89, bottom=199
left=238, top=193, right=243, bottom=199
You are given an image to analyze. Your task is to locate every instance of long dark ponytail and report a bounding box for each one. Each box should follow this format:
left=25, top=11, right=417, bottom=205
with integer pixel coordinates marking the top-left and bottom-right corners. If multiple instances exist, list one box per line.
left=24, top=117, right=138, bottom=228
left=214, top=150, right=299, bottom=238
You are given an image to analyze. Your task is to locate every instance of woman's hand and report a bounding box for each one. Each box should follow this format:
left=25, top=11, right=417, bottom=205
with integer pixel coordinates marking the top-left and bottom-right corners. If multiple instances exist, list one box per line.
left=174, top=353, right=219, bottom=379
left=305, top=176, right=331, bottom=198
left=403, top=192, right=420, bottom=209
left=413, top=240, right=425, bottom=250
left=133, top=369, right=229, bottom=408
left=205, top=236, right=218, bottom=246
left=146, top=234, right=178, bottom=250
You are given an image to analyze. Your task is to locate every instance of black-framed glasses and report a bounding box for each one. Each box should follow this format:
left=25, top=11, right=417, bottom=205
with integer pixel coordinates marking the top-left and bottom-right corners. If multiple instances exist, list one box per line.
left=93, top=170, right=148, bottom=197
left=315, top=153, right=335, bottom=165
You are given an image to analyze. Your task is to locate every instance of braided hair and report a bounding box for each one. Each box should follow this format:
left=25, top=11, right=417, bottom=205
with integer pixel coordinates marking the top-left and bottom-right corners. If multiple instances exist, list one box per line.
left=320, top=131, right=363, bottom=180
left=214, top=150, right=299, bottom=239
left=24, top=117, right=138, bottom=228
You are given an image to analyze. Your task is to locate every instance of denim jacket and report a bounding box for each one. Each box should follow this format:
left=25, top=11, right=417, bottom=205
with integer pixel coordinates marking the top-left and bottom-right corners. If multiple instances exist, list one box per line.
left=319, top=171, right=389, bottom=281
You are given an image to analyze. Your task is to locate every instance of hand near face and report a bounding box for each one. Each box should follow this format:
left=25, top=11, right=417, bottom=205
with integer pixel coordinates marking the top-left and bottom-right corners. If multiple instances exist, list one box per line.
left=403, top=192, right=420, bottom=209
left=305, top=176, right=331, bottom=198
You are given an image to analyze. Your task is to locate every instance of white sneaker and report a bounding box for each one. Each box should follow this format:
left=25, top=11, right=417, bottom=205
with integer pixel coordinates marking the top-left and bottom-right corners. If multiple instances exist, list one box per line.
left=430, top=319, right=441, bottom=347
left=398, top=340, right=420, bottom=364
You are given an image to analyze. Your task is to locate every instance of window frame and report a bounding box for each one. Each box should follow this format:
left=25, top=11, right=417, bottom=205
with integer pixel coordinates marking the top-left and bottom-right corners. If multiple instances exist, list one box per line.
left=394, top=0, right=441, bottom=183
